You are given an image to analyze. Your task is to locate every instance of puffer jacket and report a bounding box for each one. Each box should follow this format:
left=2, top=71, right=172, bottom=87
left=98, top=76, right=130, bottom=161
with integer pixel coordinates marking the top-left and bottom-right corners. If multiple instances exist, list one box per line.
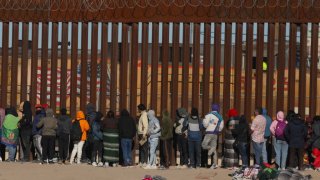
left=36, top=109, right=57, bottom=136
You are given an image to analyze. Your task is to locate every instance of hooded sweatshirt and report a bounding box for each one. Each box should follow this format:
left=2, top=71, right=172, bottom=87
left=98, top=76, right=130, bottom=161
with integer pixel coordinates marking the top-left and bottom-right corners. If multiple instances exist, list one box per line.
left=285, top=116, right=307, bottom=148
left=73, top=111, right=90, bottom=141
left=86, top=103, right=96, bottom=124
left=2, top=112, right=20, bottom=146
left=36, top=109, right=58, bottom=136
left=262, top=108, right=272, bottom=138
left=32, top=109, right=46, bottom=135
left=160, top=111, right=173, bottom=140
left=92, top=112, right=103, bottom=141
left=118, top=109, right=136, bottom=139
left=147, top=110, right=161, bottom=139
left=270, top=111, right=287, bottom=136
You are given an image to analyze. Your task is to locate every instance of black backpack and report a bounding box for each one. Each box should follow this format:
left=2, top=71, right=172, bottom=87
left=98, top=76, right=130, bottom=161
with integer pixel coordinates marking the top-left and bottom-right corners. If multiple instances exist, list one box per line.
left=71, top=120, right=82, bottom=142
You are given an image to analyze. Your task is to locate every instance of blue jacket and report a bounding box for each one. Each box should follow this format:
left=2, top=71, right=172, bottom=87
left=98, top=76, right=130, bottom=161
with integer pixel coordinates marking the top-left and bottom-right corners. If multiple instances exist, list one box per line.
left=262, top=108, right=272, bottom=137
left=92, top=121, right=103, bottom=141
left=32, top=110, right=46, bottom=135
left=187, top=116, right=202, bottom=141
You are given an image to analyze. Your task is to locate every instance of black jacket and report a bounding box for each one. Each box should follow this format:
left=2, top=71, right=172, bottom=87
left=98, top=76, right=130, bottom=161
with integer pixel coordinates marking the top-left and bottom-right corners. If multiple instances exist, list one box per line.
left=285, top=117, right=308, bottom=148
left=118, top=110, right=137, bottom=139
left=57, top=115, right=72, bottom=135
left=232, top=121, right=249, bottom=143
left=307, top=121, right=320, bottom=149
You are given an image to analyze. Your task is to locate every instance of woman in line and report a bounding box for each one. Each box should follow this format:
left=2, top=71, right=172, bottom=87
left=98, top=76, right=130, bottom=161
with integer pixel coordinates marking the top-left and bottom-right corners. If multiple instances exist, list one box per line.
left=102, top=110, right=119, bottom=167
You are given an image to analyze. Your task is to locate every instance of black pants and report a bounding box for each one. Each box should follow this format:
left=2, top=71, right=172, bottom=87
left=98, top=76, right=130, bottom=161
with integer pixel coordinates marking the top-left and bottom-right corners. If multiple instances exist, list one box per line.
left=177, top=134, right=188, bottom=165
left=82, top=138, right=93, bottom=162
left=20, top=130, right=32, bottom=161
left=58, top=133, right=70, bottom=161
left=92, top=140, right=103, bottom=163
left=160, top=139, right=172, bottom=168
left=289, top=147, right=304, bottom=170
left=139, top=135, right=148, bottom=164
left=41, top=135, right=55, bottom=161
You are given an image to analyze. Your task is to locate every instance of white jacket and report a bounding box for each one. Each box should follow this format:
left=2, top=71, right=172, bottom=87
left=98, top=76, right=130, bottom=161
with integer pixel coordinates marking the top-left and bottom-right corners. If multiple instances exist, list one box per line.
left=203, top=112, right=224, bottom=133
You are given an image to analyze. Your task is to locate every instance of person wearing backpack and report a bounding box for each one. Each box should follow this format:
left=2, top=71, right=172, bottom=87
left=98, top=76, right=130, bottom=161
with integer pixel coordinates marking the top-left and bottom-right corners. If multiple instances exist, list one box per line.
left=173, top=107, right=189, bottom=168
left=270, top=111, right=288, bottom=170
left=201, top=103, right=224, bottom=169
left=187, top=108, right=203, bottom=169
left=32, top=104, right=45, bottom=163
left=36, top=108, right=58, bottom=164
left=70, top=111, right=90, bottom=164
left=285, top=113, right=307, bottom=171
left=57, top=108, right=71, bottom=164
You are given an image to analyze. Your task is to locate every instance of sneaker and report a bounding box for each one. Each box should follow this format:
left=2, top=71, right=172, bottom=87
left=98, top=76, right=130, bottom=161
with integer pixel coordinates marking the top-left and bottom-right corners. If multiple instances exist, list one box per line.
left=210, top=164, right=218, bottom=169
left=98, top=162, right=103, bottom=167
left=180, top=165, right=188, bottom=169
left=0, top=157, right=2, bottom=162
left=144, top=165, right=152, bottom=169
left=150, top=165, right=157, bottom=169
left=92, top=162, right=97, bottom=167
left=48, top=160, right=54, bottom=164
left=58, top=160, right=63, bottom=164
left=112, top=163, right=118, bottom=167
left=104, top=162, right=109, bottom=167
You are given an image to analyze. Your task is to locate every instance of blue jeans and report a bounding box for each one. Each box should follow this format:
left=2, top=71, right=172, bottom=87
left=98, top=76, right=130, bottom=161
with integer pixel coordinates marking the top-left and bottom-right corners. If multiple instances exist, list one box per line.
left=148, top=137, right=159, bottom=166
left=188, top=140, right=201, bottom=167
left=6, top=145, right=16, bottom=161
left=273, top=137, right=288, bottom=169
left=237, top=142, right=248, bottom=167
left=121, top=138, right=133, bottom=166
left=262, top=138, right=269, bottom=163
left=252, top=141, right=263, bottom=166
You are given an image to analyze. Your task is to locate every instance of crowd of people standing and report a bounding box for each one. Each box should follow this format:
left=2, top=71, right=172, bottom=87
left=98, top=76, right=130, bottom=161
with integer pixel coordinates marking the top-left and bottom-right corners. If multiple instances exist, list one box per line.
left=0, top=100, right=320, bottom=172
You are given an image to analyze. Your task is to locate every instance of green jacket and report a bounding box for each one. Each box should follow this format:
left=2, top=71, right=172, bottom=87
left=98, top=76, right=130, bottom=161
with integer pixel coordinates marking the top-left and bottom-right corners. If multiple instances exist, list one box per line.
left=160, top=111, right=173, bottom=140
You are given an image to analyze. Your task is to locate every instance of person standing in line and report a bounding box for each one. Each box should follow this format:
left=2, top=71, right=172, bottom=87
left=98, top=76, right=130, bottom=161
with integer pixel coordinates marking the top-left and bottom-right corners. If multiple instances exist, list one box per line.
left=83, top=103, right=97, bottom=163
left=70, top=111, right=90, bottom=164
left=18, top=101, right=33, bottom=162
left=262, top=108, right=273, bottom=164
left=137, top=104, right=149, bottom=167
left=202, top=104, right=224, bottom=169
left=159, top=110, right=173, bottom=169
left=91, top=112, right=104, bottom=167
left=232, top=115, right=249, bottom=170
left=118, top=109, right=136, bottom=167
left=222, top=109, right=239, bottom=169
left=174, top=108, right=189, bottom=169
left=187, top=108, right=203, bottom=169
left=57, top=108, right=71, bottom=164
left=36, top=108, right=58, bottom=164
left=251, top=107, right=266, bottom=169
left=102, top=110, right=120, bottom=167
left=1, top=107, right=20, bottom=162
left=32, top=105, right=45, bottom=163
left=144, top=110, right=161, bottom=169
left=270, top=111, right=288, bottom=170
left=285, top=114, right=308, bottom=171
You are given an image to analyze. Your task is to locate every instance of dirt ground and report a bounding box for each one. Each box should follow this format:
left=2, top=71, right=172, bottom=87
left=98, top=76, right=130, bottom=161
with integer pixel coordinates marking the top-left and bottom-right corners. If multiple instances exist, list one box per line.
left=0, top=163, right=319, bottom=180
